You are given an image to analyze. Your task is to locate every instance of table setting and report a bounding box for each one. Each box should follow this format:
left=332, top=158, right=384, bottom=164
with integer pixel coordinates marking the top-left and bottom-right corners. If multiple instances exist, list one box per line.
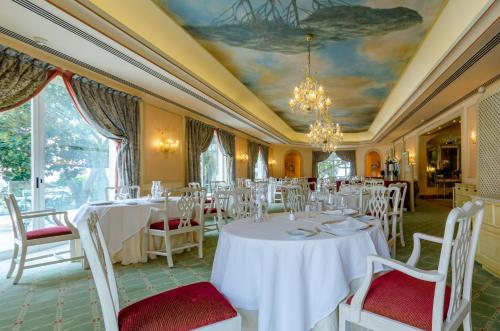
left=211, top=207, right=390, bottom=331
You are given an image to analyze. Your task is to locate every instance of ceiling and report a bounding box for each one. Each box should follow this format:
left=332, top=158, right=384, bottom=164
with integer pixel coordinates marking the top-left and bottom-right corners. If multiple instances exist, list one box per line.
left=155, top=0, right=445, bottom=133
left=0, top=0, right=497, bottom=146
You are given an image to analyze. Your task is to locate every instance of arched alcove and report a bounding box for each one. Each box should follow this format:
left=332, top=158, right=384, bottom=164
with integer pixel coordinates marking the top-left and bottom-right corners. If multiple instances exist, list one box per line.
left=284, top=150, right=302, bottom=178
left=365, top=150, right=382, bottom=177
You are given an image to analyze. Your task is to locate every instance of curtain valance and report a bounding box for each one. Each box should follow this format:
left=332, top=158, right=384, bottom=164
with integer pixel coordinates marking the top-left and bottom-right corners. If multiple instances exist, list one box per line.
left=0, top=45, right=57, bottom=112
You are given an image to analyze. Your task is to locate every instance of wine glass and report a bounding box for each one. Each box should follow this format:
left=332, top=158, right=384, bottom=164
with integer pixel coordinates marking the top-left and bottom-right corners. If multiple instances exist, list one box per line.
left=340, top=196, right=347, bottom=215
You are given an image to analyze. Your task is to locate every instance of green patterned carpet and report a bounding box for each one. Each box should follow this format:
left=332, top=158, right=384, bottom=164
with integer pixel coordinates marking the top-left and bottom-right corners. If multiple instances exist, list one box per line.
left=0, top=199, right=499, bottom=331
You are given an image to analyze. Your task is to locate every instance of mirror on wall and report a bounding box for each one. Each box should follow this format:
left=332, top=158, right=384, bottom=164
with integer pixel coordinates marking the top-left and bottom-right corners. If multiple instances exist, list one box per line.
left=425, top=119, right=461, bottom=188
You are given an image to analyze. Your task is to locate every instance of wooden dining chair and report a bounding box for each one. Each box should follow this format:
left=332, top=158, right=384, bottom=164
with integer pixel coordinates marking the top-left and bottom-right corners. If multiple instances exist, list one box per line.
left=282, top=185, right=306, bottom=213
left=366, top=186, right=400, bottom=258
left=79, top=211, right=241, bottom=331
left=388, top=182, right=408, bottom=247
left=227, top=187, right=255, bottom=221
left=144, top=187, right=205, bottom=268
left=339, top=200, right=484, bottom=331
left=4, top=194, right=83, bottom=284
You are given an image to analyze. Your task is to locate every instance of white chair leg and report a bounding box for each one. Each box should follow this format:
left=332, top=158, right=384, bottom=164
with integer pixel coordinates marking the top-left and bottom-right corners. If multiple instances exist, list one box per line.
left=6, top=243, right=19, bottom=279
left=164, top=235, right=174, bottom=268
left=198, top=230, right=203, bottom=259
left=339, top=309, right=346, bottom=331
left=399, top=216, right=405, bottom=247
left=463, top=310, right=472, bottom=331
left=13, top=245, right=27, bottom=285
left=142, top=230, right=149, bottom=263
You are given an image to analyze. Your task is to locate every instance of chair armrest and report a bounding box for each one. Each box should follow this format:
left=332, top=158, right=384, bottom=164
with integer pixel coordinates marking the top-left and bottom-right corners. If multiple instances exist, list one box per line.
left=21, top=210, right=67, bottom=219
left=407, top=233, right=444, bottom=266
left=349, top=255, right=445, bottom=322
left=21, top=209, right=56, bottom=216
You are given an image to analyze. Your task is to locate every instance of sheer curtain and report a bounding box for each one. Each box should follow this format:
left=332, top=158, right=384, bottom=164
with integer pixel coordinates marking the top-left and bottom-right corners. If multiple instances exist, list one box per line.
left=260, top=145, right=269, bottom=178
left=335, top=150, right=357, bottom=176
left=186, top=118, right=214, bottom=183
left=65, top=74, right=141, bottom=186
left=312, top=151, right=331, bottom=178
left=0, top=45, right=58, bottom=112
left=217, top=129, right=236, bottom=184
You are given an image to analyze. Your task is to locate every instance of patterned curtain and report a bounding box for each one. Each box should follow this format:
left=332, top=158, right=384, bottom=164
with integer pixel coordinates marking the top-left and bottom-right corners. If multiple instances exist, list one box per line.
left=336, top=150, right=357, bottom=176
left=247, top=140, right=260, bottom=180
left=0, top=45, right=57, bottom=112
left=186, top=118, right=214, bottom=183
left=217, top=129, right=236, bottom=183
left=66, top=75, right=141, bottom=186
left=260, top=145, right=269, bottom=178
left=312, top=151, right=331, bottom=178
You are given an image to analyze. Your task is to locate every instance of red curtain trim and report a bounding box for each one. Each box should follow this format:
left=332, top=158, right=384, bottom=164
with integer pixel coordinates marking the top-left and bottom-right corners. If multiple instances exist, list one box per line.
left=0, top=69, right=59, bottom=112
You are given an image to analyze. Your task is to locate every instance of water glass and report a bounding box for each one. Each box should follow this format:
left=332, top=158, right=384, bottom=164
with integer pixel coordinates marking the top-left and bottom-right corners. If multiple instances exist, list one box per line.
left=151, top=181, right=162, bottom=199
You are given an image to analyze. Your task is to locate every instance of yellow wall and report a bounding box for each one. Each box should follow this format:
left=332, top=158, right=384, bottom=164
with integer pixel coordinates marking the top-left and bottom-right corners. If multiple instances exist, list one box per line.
left=235, top=136, right=248, bottom=179
left=270, top=145, right=313, bottom=178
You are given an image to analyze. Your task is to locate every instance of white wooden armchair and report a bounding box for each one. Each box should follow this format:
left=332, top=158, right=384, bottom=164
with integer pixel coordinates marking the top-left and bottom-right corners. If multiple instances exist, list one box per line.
left=339, top=200, right=484, bottom=331
left=144, top=187, right=206, bottom=268
left=79, top=211, right=241, bottom=331
left=4, top=194, right=83, bottom=284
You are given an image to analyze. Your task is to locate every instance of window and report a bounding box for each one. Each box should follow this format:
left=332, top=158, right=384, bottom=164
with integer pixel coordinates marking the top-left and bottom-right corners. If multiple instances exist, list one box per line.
left=200, top=132, right=230, bottom=191
left=0, top=77, right=116, bottom=252
left=254, top=150, right=266, bottom=180
left=317, top=153, right=351, bottom=179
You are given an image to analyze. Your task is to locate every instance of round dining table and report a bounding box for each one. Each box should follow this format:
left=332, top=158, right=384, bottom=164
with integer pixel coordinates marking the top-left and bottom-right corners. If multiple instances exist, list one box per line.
left=73, top=197, right=186, bottom=264
left=211, top=212, right=390, bottom=331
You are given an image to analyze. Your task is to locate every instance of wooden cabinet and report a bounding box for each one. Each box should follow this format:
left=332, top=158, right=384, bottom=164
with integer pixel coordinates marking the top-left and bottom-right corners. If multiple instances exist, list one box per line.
left=472, top=196, right=500, bottom=278
left=454, top=183, right=477, bottom=207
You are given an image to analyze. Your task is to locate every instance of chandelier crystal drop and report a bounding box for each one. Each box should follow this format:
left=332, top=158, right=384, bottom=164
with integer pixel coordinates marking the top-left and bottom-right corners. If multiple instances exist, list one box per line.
left=289, top=34, right=332, bottom=114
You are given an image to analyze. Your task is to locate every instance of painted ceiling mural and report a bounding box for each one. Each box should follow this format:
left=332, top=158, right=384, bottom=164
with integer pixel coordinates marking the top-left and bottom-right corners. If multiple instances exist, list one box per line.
left=154, top=0, right=445, bottom=133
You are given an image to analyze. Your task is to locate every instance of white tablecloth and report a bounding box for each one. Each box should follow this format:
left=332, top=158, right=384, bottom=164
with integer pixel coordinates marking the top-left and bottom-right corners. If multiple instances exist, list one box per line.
left=73, top=197, right=182, bottom=264
left=211, top=212, right=389, bottom=331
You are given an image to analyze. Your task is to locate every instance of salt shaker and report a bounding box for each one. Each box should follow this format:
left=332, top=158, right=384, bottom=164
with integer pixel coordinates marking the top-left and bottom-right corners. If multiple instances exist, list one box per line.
left=289, top=210, right=296, bottom=221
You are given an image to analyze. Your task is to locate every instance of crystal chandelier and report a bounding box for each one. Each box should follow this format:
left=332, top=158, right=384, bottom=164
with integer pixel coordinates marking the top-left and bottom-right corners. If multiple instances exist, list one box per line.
left=289, top=34, right=343, bottom=152
left=288, top=34, right=332, bottom=114
left=307, top=113, right=343, bottom=153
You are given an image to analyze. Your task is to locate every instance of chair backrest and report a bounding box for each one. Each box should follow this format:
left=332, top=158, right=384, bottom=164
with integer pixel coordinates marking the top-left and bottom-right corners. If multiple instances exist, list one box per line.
left=188, top=182, right=201, bottom=189
left=389, top=182, right=407, bottom=217
left=209, top=181, right=227, bottom=193
left=363, top=179, right=384, bottom=187
left=77, top=212, right=120, bottom=331
left=165, top=187, right=206, bottom=230
left=227, top=188, right=255, bottom=220
left=282, top=185, right=305, bottom=213
left=424, top=201, right=484, bottom=329
left=366, top=186, right=399, bottom=239
left=236, top=178, right=245, bottom=188
left=4, top=194, right=26, bottom=241
left=104, top=185, right=141, bottom=201
left=214, top=189, right=231, bottom=227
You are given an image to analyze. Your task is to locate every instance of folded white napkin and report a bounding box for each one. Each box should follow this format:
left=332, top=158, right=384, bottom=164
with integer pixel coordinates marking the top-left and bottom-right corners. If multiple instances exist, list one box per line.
left=322, top=218, right=368, bottom=232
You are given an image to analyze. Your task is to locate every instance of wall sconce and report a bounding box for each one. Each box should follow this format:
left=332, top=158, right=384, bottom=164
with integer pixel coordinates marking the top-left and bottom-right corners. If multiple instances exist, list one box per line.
left=269, top=159, right=276, bottom=166
left=237, top=153, right=249, bottom=161
left=470, top=131, right=477, bottom=144
left=408, top=153, right=416, bottom=165
left=155, top=130, right=179, bottom=154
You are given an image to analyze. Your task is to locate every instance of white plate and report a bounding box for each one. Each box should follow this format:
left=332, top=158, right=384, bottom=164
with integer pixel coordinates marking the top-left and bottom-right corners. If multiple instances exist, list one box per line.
left=150, top=198, right=165, bottom=203
left=358, top=215, right=376, bottom=222
left=124, top=202, right=139, bottom=205
left=322, top=215, right=347, bottom=223
left=341, top=209, right=358, bottom=216
left=89, top=202, right=114, bottom=206
left=286, top=229, right=316, bottom=238
left=322, top=210, right=342, bottom=215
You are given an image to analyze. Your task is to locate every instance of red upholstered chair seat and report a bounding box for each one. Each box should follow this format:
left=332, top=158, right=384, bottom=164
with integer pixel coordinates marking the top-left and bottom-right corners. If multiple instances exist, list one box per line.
left=26, top=226, right=73, bottom=240
left=204, top=207, right=224, bottom=214
left=346, top=270, right=451, bottom=331
left=150, top=219, right=198, bottom=230
left=118, top=282, right=237, bottom=331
